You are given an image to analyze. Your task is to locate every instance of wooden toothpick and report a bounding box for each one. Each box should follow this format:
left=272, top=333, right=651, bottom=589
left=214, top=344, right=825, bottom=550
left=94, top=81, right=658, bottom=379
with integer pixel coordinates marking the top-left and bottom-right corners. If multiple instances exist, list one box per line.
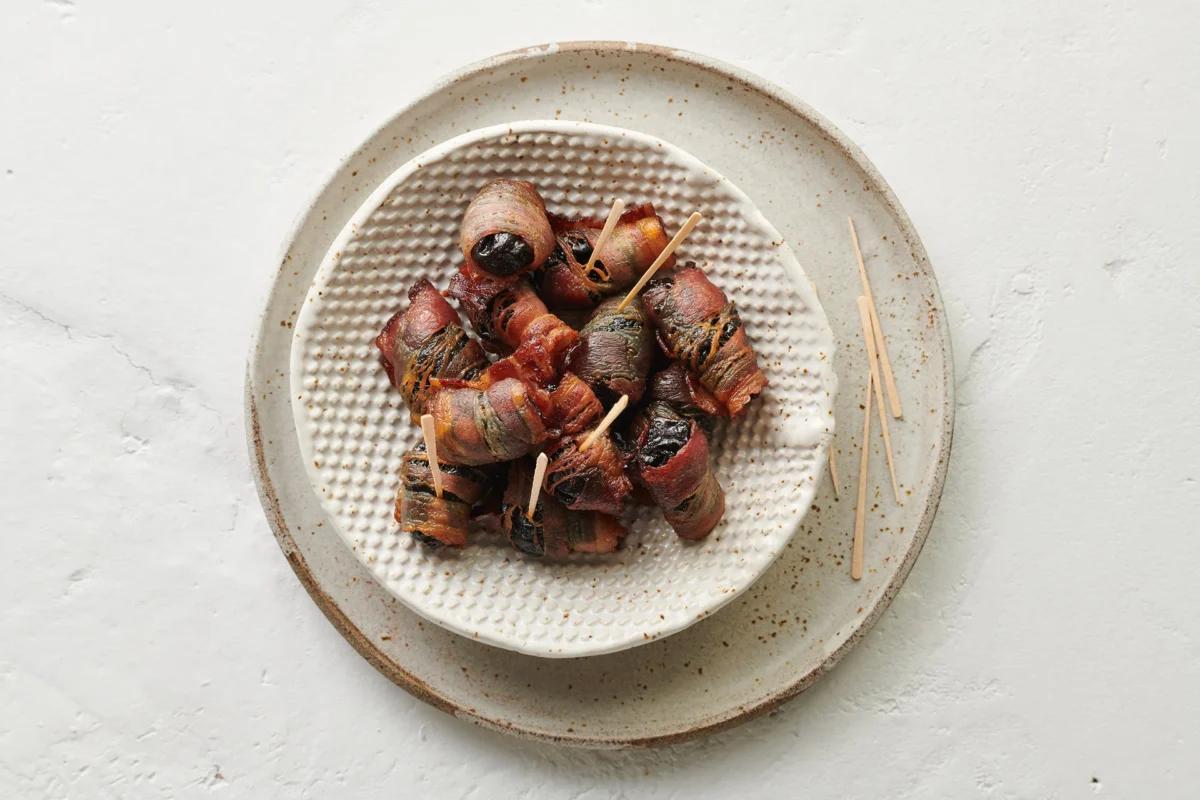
left=578, top=394, right=629, bottom=452
left=857, top=297, right=901, bottom=504
left=420, top=413, right=443, bottom=499
left=584, top=199, right=625, bottom=272
left=828, top=443, right=841, bottom=499
left=615, top=212, right=702, bottom=311
left=528, top=452, right=549, bottom=520
left=852, top=371, right=872, bottom=581
left=848, top=217, right=903, bottom=419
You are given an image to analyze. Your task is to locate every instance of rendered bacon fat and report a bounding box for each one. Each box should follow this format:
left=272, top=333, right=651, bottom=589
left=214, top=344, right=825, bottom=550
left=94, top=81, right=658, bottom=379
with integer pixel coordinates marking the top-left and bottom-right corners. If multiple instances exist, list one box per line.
left=570, top=296, right=655, bottom=405
left=396, top=443, right=492, bottom=548
left=447, top=262, right=579, bottom=371
left=541, top=374, right=632, bottom=515
left=375, top=279, right=488, bottom=421
left=631, top=401, right=725, bottom=540
left=535, top=204, right=675, bottom=309
left=427, top=378, right=548, bottom=466
left=641, top=263, right=767, bottom=417
left=459, top=179, right=556, bottom=277
left=501, top=459, right=626, bottom=558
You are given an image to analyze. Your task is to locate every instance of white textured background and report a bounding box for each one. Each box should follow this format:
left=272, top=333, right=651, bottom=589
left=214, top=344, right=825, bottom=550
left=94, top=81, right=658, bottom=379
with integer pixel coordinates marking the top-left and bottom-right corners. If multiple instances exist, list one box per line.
left=2, top=2, right=1197, bottom=797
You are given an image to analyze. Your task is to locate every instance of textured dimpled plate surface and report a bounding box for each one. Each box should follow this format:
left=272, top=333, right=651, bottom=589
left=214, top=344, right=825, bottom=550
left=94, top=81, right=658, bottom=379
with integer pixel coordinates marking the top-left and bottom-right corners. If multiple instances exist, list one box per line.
left=289, top=121, right=835, bottom=657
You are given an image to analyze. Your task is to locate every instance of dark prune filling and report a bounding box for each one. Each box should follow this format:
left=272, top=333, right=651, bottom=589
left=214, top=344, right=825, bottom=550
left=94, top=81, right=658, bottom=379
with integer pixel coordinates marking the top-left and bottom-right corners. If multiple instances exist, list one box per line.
left=471, top=232, right=534, bottom=276
left=561, top=231, right=593, bottom=265
left=411, top=531, right=444, bottom=549
left=506, top=507, right=545, bottom=556
left=639, top=417, right=692, bottom=468
left=550, top=473, right=586, bottom=506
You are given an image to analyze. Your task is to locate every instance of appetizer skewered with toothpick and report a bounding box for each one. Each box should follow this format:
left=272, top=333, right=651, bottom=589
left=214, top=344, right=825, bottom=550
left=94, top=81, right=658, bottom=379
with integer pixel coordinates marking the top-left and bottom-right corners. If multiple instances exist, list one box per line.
left=376, top=178, right=795, bottom=556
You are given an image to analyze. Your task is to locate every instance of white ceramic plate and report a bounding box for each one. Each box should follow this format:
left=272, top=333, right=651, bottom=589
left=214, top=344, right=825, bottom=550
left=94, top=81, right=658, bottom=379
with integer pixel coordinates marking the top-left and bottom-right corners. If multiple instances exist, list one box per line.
left=248, top=42, right=952, bottom=746
left=289, top=120, right=836, bottom=658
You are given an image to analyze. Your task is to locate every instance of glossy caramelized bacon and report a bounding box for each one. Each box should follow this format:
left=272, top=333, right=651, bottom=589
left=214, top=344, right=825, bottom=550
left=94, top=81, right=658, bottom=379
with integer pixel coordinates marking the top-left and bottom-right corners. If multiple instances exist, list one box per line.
left=647, top=362, right=724, bottom=419
left=427, top=378, right=548, bottom=466
left=539, top=374, right=632, bottom=515
left=641, top=263, right=767, bottom=417
left=447, top=262, right=579, bottom=370
left=459, top=179, right=556, bottom=278
left=535, top=204, right=675, bottom=309
left=570, top=297, right=655, bottom=405
left=500, top=458, right=626, bottom=558
left=630, top=401, right=726, bottom=540
left=375, top=279, right=489, bottom=422
left=396, top=444, right=493, bottom=548
left=546, top=374, right=603, bottom=436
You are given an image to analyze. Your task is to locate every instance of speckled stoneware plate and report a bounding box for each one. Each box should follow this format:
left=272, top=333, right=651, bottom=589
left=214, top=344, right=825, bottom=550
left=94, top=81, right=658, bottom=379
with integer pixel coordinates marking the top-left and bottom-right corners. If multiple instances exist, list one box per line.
left=289, top=120, right=835, bottom=658
left=248, top=42, right=953, bottom=745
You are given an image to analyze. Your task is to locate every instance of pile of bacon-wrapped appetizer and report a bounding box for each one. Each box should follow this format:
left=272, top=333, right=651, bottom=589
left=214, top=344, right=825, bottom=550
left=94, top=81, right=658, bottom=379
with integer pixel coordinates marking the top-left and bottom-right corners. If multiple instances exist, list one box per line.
left=376, top=178, right=767, bottom=558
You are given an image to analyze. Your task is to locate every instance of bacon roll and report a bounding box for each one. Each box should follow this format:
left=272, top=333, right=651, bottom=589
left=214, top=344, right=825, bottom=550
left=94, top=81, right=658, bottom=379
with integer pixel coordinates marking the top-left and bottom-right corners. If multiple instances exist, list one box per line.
left=375, top=279, right=488, bottom=422
left=547, top=373, right=603, bottom=437
left=501, top=459, right=626, bottom=558
left=396, top=443, right=493, bottom=548
left=641, top=263, right=767, bottom=417
left=647, top=362, right=723, bottom=419
left=427, top=377, right=548, bottom=466
left=630, top=401, right=725, bottom=540
left=447, top=262, right=579, bottom=370
left=539, top=373, right=632, bottom=515
left=459, top=179, right=556, bottom=277
left=535, top=204, right=675, bottom=308
left=569, top=296, right=655, bottom=405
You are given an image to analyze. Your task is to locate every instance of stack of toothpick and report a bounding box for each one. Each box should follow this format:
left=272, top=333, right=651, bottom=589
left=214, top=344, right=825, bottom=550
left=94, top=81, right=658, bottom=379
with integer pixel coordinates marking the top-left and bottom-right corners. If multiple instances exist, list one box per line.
left=844, top=218, right=904, bottom=580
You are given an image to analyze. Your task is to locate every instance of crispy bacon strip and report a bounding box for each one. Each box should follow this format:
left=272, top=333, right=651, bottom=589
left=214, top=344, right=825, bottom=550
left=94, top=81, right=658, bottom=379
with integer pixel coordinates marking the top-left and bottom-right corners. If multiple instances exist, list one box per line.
left=535, top=204, right=675, bottom=309
left=396, top=444, right=493, bottom=548
left=375, top=279, right=488, bottom=421
left=647, top=362, right=723, bottom=419
left=447, top=262, right=579, bottom=371
left=570, top=297, right=655, bottom=405
left=427, top=378, right=548, bottom=465
left=547, top=373, right=603, bottom=437
left=641, top=263, right=767, bottom=417
left=459, top=179, right=556, bottom=277
left=544, top=432, right=632, bottom=515
left=630, top=401, right=725, bottom=540
left=501, top=459, right=626, bottom=558
left=536, top=374, right=632, bottom=515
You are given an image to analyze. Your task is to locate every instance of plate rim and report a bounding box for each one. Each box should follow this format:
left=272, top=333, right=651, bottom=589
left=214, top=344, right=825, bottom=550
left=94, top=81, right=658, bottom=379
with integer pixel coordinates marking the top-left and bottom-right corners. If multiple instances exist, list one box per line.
left=288, top=117, right=836, bottom=657
left=246, top=40, right=955, bottom=747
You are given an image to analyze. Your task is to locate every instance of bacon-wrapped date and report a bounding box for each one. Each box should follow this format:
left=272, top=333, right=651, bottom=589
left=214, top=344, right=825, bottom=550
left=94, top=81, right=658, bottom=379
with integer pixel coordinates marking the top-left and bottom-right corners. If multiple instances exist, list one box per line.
left=447, top=262, right=579, bottom=371
left=547, top=373, right=603, bottom=437
left=501, top=459, right=626, bottom=558
left=534, top=204, right=675, bottom=309
left=641, top=263, right=767, bottom=417
left=459, top=179, right=556, bottom=277
left=427, top=378, right=548, bottom=466
left=396, top=443, right=493, bottom=548
left=647, top=361, right=723, bottom=419
left=375, top=280, right=489, bottom=422
left=570, top=296, right=655, bottom=405
left=538, top=374, right=632, bottom=515
left=630, top=401, right=725, bottom=540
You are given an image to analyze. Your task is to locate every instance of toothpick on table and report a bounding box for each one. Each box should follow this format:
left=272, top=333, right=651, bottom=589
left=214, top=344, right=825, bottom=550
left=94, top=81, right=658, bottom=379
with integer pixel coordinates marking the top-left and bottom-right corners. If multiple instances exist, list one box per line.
left=857, top=296, right=901, bottom=504
left=848, top=217, right=903, bottom=419
left=584, top=199, right=625, bottom=273
left=828, top=443, right=841, bottom=499
left=616, top=212, right=703, bottom=311
left=419, top=413, right=443, bottom=499
left=528, top=452, right=549, bottom=520
left=579, top=394, right=629, bottom=453
left=852, top=370, right=873, bottom=581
